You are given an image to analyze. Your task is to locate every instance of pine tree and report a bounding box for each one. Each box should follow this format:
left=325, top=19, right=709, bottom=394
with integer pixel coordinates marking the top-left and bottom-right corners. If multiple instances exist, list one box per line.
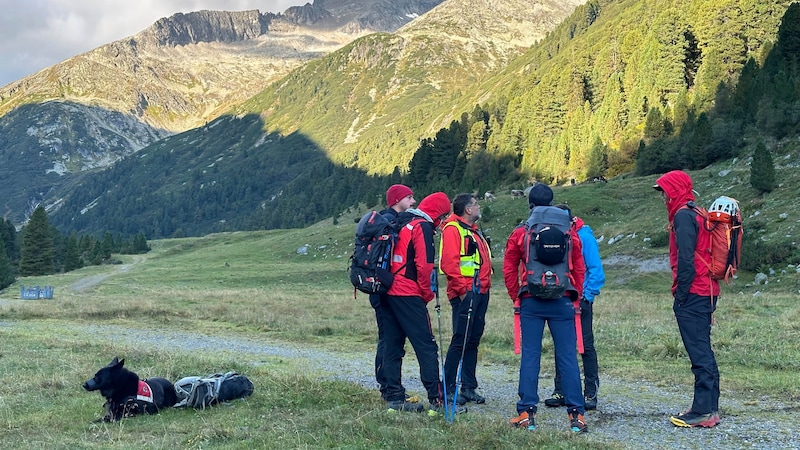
left=586, top=137, right=608, bottom=179
left=750, top=141, right=777, bottom=193
left=0, top=239, right=15, bottom=290
left=18, top=206, right=55, bottom=276
left=63, top=232, right=82, bottom=272
left=0, top=218, right=18, bottom=263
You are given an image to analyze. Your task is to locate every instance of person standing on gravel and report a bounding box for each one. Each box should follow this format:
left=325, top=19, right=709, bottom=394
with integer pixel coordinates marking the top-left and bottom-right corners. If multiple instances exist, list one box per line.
left=370, top=184, right=417, bottom=403
left=503, top=184, right=587, bottom=433
left=654, top=170, right=721, bottom=428
left=544, top=204, right=605, bottom=411
left=382, top=192, right=452, bottom=413
left=439, top=193, right=493, bottom=407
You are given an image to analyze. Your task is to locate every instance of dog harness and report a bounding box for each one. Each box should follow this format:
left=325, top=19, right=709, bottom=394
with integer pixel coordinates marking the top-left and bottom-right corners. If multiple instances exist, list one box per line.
left=136, top=380, right=154, bottom=403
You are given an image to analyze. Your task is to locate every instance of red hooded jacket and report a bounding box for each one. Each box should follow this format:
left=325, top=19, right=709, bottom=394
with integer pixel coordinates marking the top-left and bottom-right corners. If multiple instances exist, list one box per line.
left=655, top=170, right=720, bottom=299
left=386, top=192, right=451, bottom=302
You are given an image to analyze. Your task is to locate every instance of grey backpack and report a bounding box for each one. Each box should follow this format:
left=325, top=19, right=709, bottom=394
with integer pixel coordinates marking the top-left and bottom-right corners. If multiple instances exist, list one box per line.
left=174, top=372, right=254, bottom=409
left=523, top=206, right=575, bottom=299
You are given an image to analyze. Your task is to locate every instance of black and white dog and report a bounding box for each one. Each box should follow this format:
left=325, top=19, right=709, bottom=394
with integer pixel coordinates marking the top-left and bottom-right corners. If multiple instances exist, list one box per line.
left=83, top=357, right=177, bottom=421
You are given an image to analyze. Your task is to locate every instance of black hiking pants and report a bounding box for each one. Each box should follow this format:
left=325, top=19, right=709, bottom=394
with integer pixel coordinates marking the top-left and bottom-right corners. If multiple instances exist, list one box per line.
left=444, top=291, right=489, bottom=393
left=674, top=293, right=720, bottom=414
left=382, top=294, right=442, bottom=403
left=369, top=293, right=394, bottom=400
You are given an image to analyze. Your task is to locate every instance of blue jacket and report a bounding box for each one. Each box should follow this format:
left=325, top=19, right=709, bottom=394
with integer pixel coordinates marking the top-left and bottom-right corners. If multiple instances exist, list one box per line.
left=575, top=217, right=605, bottom=303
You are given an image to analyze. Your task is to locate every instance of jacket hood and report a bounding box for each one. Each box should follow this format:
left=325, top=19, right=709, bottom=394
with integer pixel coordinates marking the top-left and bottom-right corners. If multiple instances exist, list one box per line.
left=573, top=216, right=585, bottom=231
left=418, top=192, right=452, bottom=228
left=655, top=170, right=695, bottom=221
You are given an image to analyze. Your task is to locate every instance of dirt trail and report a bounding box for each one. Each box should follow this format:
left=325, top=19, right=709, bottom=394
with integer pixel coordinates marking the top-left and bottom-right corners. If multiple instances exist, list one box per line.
left=69, top=255, right=145, bottom=293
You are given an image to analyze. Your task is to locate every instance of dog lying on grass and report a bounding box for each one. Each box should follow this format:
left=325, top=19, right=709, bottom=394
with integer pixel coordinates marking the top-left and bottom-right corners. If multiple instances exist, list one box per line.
left=83, top=357, right=177, bottom=422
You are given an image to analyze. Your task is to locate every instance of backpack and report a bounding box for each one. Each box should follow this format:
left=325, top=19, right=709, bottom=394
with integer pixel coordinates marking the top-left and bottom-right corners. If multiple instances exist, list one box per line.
left=688, top=196, right=743, bottom=284
left=523, top=206, right=575, bottom=299
left=174, top=372, right=254, bottom=409
left=349, top=210, right=400, bottom=296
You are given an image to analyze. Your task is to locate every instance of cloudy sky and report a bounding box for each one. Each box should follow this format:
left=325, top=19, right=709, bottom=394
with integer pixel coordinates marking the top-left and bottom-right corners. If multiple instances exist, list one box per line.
left=0, top=0, right=304, bottom=87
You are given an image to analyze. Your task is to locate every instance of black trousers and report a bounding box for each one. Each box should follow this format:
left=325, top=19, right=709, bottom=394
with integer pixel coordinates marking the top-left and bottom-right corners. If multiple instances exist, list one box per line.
left=382, top=295, right=442, bottom=402
left=369, top=293, right=392, bottom=400
left=444, top=291, right=489, bottom=392
left=674, top=293, right=720, bottom=414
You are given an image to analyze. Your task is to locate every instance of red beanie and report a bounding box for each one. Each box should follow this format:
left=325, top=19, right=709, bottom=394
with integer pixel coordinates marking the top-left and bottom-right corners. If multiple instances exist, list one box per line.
left=418, top=192, right=451, bottom=227
left=386, top=184, right=414, bottom=207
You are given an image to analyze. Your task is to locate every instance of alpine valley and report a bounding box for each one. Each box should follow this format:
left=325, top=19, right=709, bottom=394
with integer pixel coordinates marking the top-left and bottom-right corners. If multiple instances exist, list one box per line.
left=1, top=0, right=798, bottom=239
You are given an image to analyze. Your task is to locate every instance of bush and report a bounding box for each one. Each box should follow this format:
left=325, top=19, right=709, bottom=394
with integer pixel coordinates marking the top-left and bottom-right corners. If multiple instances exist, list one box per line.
left=740, top=236, right=798, bottom=271
left=648, top=231, right=670, bottom=248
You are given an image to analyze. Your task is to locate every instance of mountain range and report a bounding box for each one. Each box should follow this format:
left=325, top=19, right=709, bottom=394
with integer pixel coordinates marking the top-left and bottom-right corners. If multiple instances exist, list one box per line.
left=1, top=0, right=797, bottom=240
left=0, top=0, right=447, bottom=225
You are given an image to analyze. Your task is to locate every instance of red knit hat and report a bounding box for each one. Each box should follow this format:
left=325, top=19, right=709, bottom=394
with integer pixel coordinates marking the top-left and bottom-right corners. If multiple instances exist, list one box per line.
left=418, top=192, right=451, bottom=227
left=386, top=184, right=414, bottom=207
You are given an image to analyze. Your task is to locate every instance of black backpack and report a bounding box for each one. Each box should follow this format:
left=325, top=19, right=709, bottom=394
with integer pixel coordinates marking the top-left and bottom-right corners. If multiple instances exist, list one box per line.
left=349, top=211, right=400, bottom=295
left=524, top=206, right=576, bottom=299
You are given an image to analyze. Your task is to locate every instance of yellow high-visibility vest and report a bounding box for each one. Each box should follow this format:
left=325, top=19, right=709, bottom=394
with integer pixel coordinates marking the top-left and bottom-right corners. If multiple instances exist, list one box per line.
left=439, top=221, right=489, bottom=277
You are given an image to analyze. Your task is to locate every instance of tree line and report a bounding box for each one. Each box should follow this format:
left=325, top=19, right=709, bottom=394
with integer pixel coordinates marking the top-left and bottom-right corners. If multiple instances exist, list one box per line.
left=401, top=1, right=795, bottom=195
left=0, top=206, right=151, bottom=291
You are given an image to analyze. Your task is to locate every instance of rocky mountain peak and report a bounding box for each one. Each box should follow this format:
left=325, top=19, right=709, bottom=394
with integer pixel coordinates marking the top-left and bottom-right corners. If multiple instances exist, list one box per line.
left=136, top=10, right=274, bottom=48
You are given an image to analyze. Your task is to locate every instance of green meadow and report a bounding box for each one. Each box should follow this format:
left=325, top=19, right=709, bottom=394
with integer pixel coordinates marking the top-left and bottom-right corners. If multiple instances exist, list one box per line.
left=1, top=169, right=799, bottom=449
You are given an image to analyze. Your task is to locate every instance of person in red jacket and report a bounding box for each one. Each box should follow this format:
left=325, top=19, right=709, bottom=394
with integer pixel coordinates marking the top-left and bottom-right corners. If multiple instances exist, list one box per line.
left=382, top=192, right=452, bottom=413
left=439, top=193, right=493, bottom=406
left=503, top=183, right=587, bottom=433
left=654, top=170, right=721, bottom=428
left=370, top=184, right=416, bottom=403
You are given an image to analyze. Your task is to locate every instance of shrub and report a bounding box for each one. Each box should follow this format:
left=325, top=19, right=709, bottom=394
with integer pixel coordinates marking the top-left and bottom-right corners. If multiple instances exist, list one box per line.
left=740, top=236, right=798, bottom=271
left=648, top=231, right=670, bottom=248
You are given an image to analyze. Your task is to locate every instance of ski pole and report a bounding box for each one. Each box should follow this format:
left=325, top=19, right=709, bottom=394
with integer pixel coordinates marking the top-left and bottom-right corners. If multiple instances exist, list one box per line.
left=452, top=273, right=478, bottom=421
left=431, top=270, right=450, bottom=422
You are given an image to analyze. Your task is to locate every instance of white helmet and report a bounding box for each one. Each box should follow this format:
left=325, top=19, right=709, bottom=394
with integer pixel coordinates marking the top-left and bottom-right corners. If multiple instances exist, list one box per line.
left=708, top=196, right=739, bottom=222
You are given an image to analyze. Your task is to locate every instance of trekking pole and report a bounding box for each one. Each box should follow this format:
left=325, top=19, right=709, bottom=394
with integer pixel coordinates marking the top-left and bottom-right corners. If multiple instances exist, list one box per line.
left=431, top=270, right=450, bottom=422
left=451, top=271, right=479, bottom=420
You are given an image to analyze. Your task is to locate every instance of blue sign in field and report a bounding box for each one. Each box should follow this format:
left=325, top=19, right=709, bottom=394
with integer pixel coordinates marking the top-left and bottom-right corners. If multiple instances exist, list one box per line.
left=20, top=285, right=54, bottom=300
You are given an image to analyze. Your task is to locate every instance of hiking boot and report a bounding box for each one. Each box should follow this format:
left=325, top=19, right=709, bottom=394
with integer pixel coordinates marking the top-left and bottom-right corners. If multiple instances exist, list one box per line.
left=509, top=408, right=536, bottom=431
left=669, top=410, right=720, bottom=428
left=544, top=392, right=565, bottom=407
left=456, top=388, right=486, bottom=405
left=427, top=399, right=466, bottom=417
left=386, top=399, right=424, bottom=413
left=584, top=395, right=597, bottom=411
left=569, top=411, right=588, bottom=433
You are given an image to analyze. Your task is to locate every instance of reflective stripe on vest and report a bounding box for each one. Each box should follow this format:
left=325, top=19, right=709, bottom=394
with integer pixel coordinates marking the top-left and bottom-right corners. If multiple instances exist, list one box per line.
left=439, top=221, right=482, bottom=277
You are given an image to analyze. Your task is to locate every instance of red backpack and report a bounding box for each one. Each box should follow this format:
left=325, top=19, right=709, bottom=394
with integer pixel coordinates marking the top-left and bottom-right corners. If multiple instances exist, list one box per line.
left=688, top=196, right=743, bottom=284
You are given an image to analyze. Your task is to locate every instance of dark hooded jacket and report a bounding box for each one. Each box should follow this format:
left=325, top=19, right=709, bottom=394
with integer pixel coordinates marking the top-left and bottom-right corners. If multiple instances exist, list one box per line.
left=655, top=170, right=720, bottom=299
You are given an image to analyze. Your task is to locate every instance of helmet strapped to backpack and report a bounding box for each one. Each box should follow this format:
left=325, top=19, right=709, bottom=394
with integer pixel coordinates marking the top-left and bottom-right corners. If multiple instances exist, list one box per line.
left=688, top=196, right=743, bottom=284
left=707, top=196, right=739, bottom=222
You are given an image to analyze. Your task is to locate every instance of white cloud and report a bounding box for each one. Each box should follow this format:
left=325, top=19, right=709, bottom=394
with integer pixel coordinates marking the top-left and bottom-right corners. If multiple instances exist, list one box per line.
left=0, top=0, right=303, bottom=87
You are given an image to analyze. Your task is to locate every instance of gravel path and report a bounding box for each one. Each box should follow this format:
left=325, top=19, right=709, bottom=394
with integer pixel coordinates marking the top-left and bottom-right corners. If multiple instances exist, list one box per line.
left=12, top=321, right=796, bottom=450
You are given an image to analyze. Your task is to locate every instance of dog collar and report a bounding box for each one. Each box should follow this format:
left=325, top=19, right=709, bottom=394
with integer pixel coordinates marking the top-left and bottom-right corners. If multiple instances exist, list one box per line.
left=137, top=380, right=154, bottom=403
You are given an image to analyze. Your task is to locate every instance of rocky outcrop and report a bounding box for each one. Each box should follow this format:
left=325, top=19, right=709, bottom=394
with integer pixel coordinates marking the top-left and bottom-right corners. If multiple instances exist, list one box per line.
left=138, top=10, right=274, bottom=47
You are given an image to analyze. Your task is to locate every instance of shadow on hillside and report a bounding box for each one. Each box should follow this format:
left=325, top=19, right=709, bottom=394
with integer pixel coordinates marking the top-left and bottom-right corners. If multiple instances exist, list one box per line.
left=0, top=100, right=171, bottom=227
left=43, top=112, right=408, bottom=238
